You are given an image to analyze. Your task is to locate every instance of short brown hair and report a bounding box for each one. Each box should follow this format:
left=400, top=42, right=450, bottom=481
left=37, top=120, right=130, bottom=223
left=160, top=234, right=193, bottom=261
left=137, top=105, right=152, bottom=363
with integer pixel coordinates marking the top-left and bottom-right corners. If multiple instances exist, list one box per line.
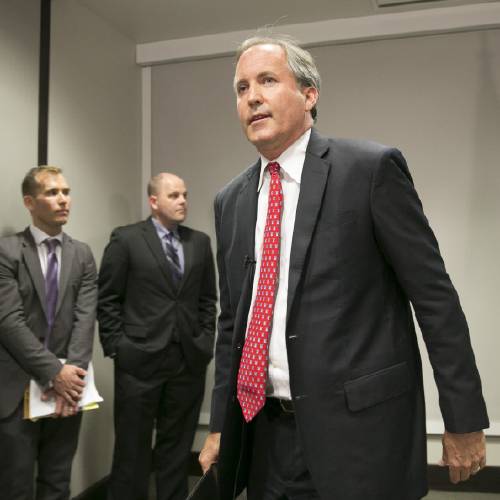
left=22, top=166, right=62, bottom=197
left=147, top=173, right=183, bottom=197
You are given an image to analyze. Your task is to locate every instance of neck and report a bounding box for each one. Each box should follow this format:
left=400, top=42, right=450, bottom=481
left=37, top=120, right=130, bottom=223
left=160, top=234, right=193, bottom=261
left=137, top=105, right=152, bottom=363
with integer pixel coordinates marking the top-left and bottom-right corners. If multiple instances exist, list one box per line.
left=258, top=122, right=312, bottom=161
left=152, top=215, right=177, bottom=232
left=32, top=221, right=62, bottom=237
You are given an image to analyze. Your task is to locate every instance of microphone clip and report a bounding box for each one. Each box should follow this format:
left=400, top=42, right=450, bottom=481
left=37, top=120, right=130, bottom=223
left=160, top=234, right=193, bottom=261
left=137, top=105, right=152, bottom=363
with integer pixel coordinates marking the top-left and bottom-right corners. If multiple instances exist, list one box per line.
left=244, top=255, right=256, bottom=268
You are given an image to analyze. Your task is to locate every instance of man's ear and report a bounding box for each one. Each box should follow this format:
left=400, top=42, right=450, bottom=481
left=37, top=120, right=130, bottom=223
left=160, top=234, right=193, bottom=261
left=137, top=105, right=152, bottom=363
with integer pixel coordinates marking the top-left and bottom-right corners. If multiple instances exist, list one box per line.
left=149, top=195, right=158, bottom=212
left=303, top=86, right=319, bottom=113
left=23, top=195, right=34, bottom=212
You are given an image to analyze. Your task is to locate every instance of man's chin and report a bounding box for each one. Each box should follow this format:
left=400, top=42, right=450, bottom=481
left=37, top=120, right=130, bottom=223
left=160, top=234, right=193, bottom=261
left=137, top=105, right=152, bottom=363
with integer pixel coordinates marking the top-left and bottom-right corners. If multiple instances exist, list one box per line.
left=247, top=131, right=276, bottom=150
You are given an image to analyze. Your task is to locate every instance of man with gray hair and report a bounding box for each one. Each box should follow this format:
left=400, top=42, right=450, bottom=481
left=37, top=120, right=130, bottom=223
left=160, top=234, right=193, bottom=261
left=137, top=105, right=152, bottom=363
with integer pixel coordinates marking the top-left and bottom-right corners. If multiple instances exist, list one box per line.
left=200, top=35, right=488, bottom=499
left=98, top=173, right=216, bottom=500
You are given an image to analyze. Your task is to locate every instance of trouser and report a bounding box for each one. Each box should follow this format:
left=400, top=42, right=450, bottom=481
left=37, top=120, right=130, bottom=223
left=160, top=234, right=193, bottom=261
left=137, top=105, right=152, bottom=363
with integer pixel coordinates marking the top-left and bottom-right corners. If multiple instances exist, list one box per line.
left=0, top=400, right=82, bottom=500
left=247, top=398, right=320, bottom=500
left=109, top=343, right=205, bottom=500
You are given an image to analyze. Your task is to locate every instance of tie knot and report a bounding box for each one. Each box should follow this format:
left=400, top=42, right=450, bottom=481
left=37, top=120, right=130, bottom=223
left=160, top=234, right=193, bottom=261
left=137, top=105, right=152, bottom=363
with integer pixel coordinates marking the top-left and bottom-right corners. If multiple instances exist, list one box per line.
left=164, top=232, right=175, bottom=244
left=44, top=238, right=59, bottom=253
left=267, top=162, right=280, bottom=176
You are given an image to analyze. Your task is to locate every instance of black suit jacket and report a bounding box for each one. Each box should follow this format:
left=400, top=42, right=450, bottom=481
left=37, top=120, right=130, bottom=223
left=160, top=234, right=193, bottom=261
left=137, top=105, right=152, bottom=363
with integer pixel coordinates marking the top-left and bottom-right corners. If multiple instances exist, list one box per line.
left=0, top=228, right=97, bottom=419
left=211, top=129, right=489, bottom=500
left=98, top=218, right=217, bottom=378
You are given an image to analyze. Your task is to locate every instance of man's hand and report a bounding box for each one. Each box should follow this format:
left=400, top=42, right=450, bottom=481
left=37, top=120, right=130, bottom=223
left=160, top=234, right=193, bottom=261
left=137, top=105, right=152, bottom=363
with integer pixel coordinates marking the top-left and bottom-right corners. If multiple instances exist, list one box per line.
left=199, top=432, right=221, bottom=473
left=41, top=389, right=79, bottom=417
left=52, top=364, right=86, bottom=405
left=441, top=430, right=486, bottom=483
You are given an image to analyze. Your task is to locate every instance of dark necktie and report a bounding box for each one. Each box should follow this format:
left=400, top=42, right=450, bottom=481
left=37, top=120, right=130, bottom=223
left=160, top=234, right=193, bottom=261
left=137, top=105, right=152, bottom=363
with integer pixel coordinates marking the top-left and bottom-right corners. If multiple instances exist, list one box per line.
left=237, top=162, right=283, bottom=422
left=44, top=239, right=59, bottom=346
left=164, top=232, right=183, bottom=285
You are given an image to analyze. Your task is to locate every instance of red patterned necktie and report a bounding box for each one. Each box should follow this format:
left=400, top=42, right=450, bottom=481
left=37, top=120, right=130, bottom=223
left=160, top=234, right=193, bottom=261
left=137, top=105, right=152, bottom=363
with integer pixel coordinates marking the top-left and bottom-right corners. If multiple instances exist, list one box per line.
left=237, top=161, right=283, bottom=422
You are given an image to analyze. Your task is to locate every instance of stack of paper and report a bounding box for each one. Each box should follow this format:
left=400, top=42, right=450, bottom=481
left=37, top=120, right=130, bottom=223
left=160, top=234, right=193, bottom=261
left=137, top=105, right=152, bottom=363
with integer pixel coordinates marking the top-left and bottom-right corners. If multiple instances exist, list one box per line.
left=24, top=361, right=103, bottom=420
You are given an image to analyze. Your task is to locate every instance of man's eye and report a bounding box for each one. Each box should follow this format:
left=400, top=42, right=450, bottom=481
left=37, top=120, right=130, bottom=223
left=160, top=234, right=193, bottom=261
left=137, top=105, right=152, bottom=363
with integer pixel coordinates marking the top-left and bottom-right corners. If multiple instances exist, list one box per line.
left=263, top=77, right=275, bottom=84
left=237, top=84, right=247, bottom=94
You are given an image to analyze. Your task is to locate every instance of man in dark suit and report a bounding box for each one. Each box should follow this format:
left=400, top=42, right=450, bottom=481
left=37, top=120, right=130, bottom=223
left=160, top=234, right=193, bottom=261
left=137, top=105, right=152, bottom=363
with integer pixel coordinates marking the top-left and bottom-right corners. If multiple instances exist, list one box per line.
left=0, top=166, right=97, bottom=500
left=199, top=36, right=489, bottom=500
left=98, top=173, right=217, bottom=500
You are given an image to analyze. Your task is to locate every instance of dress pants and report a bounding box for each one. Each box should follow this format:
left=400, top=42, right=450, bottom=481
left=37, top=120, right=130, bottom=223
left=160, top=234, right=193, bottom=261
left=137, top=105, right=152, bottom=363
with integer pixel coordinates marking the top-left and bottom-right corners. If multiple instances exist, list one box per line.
left=109, top=343, right=205, bottom=500
left=247, top=399, right=321, bottom=500
left=0, top=400, right=82, bottom=500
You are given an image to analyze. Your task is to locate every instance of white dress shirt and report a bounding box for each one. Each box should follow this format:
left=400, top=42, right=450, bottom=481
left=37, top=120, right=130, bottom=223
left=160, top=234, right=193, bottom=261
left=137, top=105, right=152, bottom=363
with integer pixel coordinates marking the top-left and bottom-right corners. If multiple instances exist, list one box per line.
left=29, top=225, right=63, bottom=282
left=247, top=128, right=311, bottom=400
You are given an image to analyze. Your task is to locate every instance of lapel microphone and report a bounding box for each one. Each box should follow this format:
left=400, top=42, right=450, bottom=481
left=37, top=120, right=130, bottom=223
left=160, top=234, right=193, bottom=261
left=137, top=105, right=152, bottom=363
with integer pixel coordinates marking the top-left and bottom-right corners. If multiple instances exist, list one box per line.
left=244, top=255, right=256, bottom=268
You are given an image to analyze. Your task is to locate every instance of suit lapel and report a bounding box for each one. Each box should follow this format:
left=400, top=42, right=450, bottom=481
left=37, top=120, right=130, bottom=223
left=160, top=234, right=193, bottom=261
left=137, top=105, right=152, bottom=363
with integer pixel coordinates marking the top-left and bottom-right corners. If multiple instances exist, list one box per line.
left=235, top=160, right=261, bottom=265
left=21, top=229, right=47, bottom=317
left=141, top=218, right=177, bottom=292
left=230, top=161, right=260, bottom=336
left=56, top=233, right=74, bottom=316
left=286, top=130, right=331, bottom=324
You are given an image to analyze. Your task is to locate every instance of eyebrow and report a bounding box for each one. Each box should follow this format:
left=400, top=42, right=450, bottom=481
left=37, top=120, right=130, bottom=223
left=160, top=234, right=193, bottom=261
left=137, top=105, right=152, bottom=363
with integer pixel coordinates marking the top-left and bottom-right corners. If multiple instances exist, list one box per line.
left=236, top=71, right=277, bottom=85
left=44, top=187, right=70, bottom=193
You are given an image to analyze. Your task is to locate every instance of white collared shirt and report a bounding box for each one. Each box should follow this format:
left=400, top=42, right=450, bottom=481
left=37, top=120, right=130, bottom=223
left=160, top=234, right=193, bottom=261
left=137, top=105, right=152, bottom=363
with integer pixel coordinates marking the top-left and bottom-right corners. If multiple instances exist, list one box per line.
left=247, top=128, right=311, bottom=400
left=29, top=225, right=63, bottom=281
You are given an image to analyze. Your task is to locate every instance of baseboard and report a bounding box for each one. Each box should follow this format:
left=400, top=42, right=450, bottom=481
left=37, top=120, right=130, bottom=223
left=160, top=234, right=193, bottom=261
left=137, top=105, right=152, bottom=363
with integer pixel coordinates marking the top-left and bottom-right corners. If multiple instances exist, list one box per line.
left=72, top=476, right=108, bottom=500
left=71, top=457, right=203, bottom=500
left=72, top=460, right=500, bottom=499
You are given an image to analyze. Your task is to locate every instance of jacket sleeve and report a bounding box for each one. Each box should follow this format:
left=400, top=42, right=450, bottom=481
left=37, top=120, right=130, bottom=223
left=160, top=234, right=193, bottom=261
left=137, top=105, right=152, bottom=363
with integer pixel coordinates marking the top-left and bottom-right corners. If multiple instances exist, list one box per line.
left=97, top=229, right=128, bottom=357
left=371, top=149, right=489, bottom=433
left=210, top=192, right=236, bottom=432
left=65, top=243, right=97, bottom=369
left=197, top=235, right=217, bottom=354
left=0, top=241, right=62, bottom=384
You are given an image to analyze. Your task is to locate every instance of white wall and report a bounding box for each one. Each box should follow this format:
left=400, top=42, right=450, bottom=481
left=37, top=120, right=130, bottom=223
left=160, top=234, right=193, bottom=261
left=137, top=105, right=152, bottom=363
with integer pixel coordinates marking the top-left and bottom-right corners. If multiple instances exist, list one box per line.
left=0, top=0, right=39, bottom=234
left=49, top=0, right=141, bottom=495
left=2, top=1, right=499, bottom=493
left=1, top=1, right=140, bottom=495
left=149, top=28, right=500, bottom=462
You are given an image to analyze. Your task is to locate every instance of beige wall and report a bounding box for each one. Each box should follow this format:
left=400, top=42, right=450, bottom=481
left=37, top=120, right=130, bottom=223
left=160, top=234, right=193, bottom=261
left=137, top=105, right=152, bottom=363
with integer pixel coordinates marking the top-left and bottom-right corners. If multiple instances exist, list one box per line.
left=151, top=29, right=500, bottom=461
left=49, top=0, right=141, bottom=495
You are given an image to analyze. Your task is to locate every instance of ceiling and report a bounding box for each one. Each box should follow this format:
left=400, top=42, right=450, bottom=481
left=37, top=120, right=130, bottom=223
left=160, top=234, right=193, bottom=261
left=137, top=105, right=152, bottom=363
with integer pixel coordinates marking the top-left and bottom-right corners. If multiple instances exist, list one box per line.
left=78, top=0, right=499, bottom=44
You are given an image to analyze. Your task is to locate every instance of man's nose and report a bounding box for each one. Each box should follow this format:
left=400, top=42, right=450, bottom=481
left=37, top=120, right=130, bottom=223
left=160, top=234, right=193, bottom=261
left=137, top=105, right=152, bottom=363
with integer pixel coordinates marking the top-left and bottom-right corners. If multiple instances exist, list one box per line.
left=58, top=193, right=69, bottom=204
left=247, top=84, right=262, bottom=107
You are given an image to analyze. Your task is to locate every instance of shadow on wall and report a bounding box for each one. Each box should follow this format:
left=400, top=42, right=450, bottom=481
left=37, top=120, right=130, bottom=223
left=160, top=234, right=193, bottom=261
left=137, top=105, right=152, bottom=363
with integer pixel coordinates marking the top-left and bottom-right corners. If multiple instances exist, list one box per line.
left=108, top=192, right=135, bottom=228
left=464, top=30, right=500, bottom=411
left=1, top=226, right=18, bottom=237
left=465, top=32, right=500, bottom=319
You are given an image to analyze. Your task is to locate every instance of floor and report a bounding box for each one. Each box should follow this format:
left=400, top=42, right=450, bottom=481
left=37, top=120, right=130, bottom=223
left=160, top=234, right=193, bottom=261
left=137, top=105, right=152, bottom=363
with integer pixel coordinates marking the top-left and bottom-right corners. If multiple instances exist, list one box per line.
left=187, top=477, right=500, bottom=499
left=426, top=493, right=500, bottom=499
left=233, top=492, right=500, bottom=500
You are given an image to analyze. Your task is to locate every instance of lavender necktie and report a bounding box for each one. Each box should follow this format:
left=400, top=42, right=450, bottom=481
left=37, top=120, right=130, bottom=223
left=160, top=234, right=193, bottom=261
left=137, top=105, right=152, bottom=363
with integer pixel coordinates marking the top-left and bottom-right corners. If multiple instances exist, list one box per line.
left=44, top=239, right=59, bottom=346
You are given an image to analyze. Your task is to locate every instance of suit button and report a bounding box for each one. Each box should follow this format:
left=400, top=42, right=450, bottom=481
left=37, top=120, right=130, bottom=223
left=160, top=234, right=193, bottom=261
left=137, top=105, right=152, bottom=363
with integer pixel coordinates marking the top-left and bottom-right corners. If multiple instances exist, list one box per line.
left=235, top=343, right=242, bottom=350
